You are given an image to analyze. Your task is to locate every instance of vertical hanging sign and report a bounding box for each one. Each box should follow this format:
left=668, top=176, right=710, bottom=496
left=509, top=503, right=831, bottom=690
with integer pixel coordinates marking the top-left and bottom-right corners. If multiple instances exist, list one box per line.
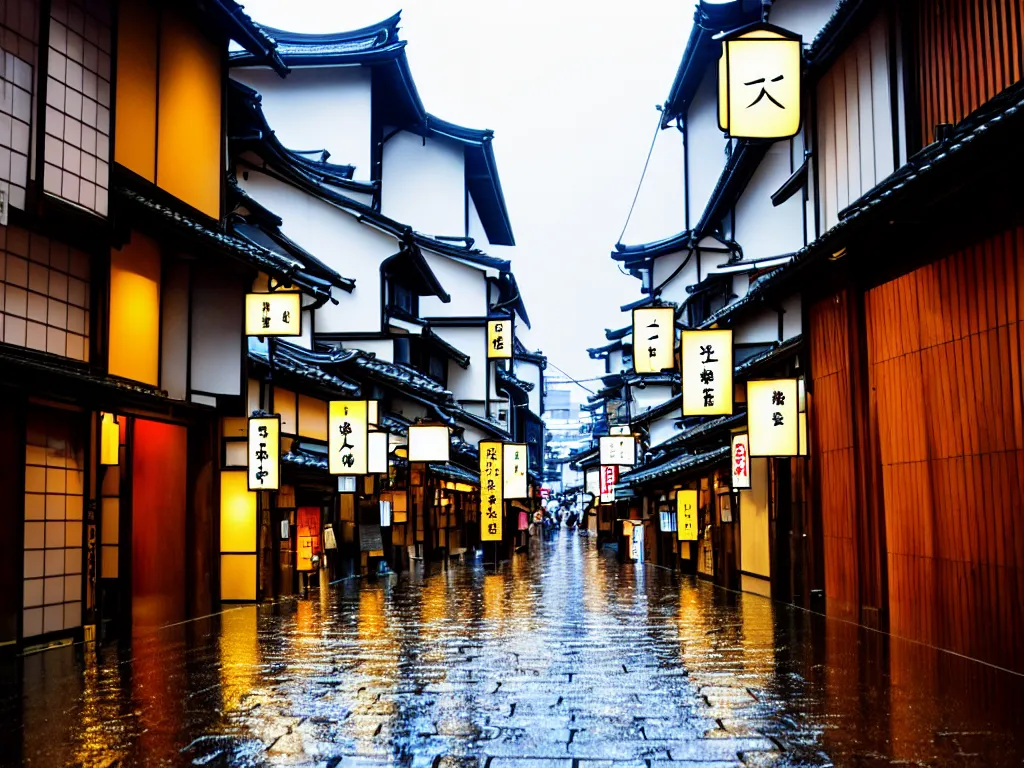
left=731, top=433, right=751, bottom=489
left=502, top=443, right=528, bottom=499
left=747, top=379, right=799, bottom=457
left=248, top=415, right=281, bottom=491
left=480, top=440, right=503, bottom=541
left=487, top=319, right=513, bottom=359
left=632, top=306, right=675, bottom=374
left=681, top=330, right=733, bottom=416
left=329, top=400, right=368, bottom=474
left=676, top=490, right=698, bottom=541
left=599, top=465, right=619, bottom=503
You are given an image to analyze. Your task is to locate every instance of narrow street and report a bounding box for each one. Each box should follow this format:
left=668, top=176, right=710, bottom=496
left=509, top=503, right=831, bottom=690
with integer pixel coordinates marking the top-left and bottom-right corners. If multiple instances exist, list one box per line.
left=3, top=534, right=1022, bottom=767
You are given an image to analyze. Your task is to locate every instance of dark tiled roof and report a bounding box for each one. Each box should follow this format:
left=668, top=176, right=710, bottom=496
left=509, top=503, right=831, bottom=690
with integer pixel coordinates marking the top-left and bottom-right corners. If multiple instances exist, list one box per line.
left=612, top=230, right=691, bottom=262
left=212, top=0, right=288, bottom=76
left=619, top=445, right=730, bottom=487
left=658, top=412, right=746, bottom=451
left=351, top=354, right=451, bottom=401
left=424, top=328, right=470, bottom=369
left=496, top=365, right=535, bottom=393
left=114, top=186, right=335, bottom=303
left=734, top=337, right=803, bottom=377
left=692, top=141, right=771, bottom=242
left=587, top=339, right=623, bottom=359
left=630, top=394, right=681, bottom=426
left=230, top=13, right=515, bottom=247
left=282, top=446, right=328, bottom=471
left=249, top=342, right=361, bottom=395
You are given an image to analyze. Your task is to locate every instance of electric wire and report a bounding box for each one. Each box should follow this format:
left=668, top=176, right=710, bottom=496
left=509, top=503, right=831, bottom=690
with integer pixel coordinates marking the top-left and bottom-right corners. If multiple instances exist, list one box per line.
left=616, top=110, right=665, bottom=246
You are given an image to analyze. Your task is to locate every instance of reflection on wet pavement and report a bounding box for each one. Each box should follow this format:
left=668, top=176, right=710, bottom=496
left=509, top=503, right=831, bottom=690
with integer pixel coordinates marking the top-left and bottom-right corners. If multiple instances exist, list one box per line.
left=2, top=534, right=1023, bottom=766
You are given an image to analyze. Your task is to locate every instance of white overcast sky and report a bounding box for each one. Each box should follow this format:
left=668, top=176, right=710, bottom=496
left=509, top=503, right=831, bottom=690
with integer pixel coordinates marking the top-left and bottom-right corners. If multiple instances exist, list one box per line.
left=243, top=0, right=693, bottom=382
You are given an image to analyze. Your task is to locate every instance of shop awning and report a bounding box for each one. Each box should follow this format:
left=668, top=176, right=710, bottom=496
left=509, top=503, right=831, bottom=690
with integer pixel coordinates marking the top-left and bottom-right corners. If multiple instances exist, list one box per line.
left=619, top=445, right=730, bottom=488
left=428, top=462, right=480, bottom=487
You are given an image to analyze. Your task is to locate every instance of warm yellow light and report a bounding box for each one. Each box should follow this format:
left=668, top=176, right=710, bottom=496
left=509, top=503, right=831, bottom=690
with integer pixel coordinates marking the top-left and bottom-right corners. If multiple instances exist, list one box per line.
left=681, top=330, right=733, bottom=416
left=329, top=401, right=368, bottom=475
left=109, top=234, right=161, bottom=386
left=676, top=490, right=698, bottom=541
left=798, top=412, right=808, bottom=457
left=479, top=440, right=503, bottom=541
left=408, top=425, right=451, bottom=463
left=632, top=307, right=675, bottom=374
left=244, top=292, right=302, bottom=337
left=100, top=413, right=119, bottom=465
left=368, top=431, right=389, bottom=474
left=247, top=416, right=280, bottom=491
left=502, top=443, right=528, bottom=499
left=368, top=400, right=379, bottom=428
left=747, top=379, right=799, bottom=457
left=487, top=319, right=513, bottom=360
left=718, top=26, right=802, bottom=139
left=454, top=483, right=475, bottom=494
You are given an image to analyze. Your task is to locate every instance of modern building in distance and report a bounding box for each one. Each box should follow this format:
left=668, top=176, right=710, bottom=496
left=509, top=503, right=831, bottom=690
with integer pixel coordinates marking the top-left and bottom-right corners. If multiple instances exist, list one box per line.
left=542, top=375, right=592, bottom=493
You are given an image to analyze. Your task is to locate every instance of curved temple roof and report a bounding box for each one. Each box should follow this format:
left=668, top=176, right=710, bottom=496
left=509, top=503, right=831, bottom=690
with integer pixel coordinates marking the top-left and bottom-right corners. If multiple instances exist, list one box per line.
left=230, top=12, right=515, bottom=247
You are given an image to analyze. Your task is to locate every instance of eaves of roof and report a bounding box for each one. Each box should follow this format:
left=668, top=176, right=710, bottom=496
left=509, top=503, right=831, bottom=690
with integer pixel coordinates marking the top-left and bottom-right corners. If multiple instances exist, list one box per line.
left=630, top=394, right=682, bottom=426
left=230, top=13, right=514, bottom=247
left=806, top=0, right=880, bottom=75
left=423, top=327, right=471, bottom=369
left=612, top=230, right=692, bottom=262
left=113, top=185, right=334, bottom=304
left=619, top=445, right=730, bottom=487
left=658, top=412, right=747, bottom=451
left=445, top=404, right=510, bottom=440
left=606, top=326, right=631, bottom=341
left=587, top=339, right=622, bottom=359
left=350, top=353, right=452, bottom=403
left=692, top=141, right=771, bottom=242
left=248, top=342, right=361, bottom=396
left=701, top=74, right=1024, bottom=331
left=734, top=336, right=803, bottom=378
left=496, top=365, right=535, bottom=394
left=428, top=461, right=480, bottom=487
left=384, top=245, right=450, bottom=303
left=661, top=0, right=763, bottom=127
left=282, top=446, right=329, bottom=472
left=211, top=0, right=288, bottom=76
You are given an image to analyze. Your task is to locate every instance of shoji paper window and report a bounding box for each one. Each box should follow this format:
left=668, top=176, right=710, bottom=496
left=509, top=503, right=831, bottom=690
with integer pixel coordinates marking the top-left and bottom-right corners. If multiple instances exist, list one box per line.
left=0, top=0, right=39, bottom=212
left=43, top=0, right=111, bottom=216
left=1, top=225, right=90, bottom=360
left=23, top=407, right=84, bottom=637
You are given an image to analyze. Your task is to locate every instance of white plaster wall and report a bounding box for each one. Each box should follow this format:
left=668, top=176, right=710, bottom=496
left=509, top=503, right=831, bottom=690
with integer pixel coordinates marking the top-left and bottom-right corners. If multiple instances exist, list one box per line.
left=419, top=251, right=487, bottom=318
left=433, top=325, right=487, bottom=402
left=231, top=67, right=372, bottom=181
left=733, top=142, right=804, bottom=261
left=656, top=250, right=698, bottom=307
left=685, top=72, right=729, bottom=227
left=697, top=246, right=731, bottom=281
left=460, top=423, right=487, bottom=447
left=237, top=168, right=391, bottom=335
left=649, top=412, right=678, bottom=449
left=607, top=348, right=625, bottom=374
left=781, top=293, right=802, bottom=340
left=347, top=338, right=393, bottom=362
left=389, top=397, right=429, bottom=422
left=381, top=130, right=465, bottom=237
left=632, top=384, right=673, bottom=413
left=734, top=307, right=780, bottom=345
left=514, top=358, right=543, bottom=416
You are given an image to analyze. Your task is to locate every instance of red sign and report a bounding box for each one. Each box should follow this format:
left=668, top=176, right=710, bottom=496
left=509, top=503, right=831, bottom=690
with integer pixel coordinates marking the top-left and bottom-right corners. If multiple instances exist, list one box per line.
left=731, top=433, right=751, bottom=490
left=540, top=487, right=550, bottom=500
left=599, top=465, right=619, bottom=503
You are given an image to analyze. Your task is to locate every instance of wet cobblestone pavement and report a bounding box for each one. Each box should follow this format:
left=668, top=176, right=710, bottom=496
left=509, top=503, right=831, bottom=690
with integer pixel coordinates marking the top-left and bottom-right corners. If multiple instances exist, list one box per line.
left=3, top=534, right=1024, bottom=767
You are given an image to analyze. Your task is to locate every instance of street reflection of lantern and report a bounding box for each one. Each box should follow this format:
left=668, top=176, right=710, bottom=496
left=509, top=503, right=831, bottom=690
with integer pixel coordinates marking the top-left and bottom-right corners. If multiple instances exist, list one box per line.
left=408, top=424, right=451, bottom=462
left=502, top=443, right=528, bottom=499
left=681, top=330, right=733, bottom=416
left=676, top=489, right=698, bottom=541
left=487, top=319, right=513, bottom=359
left=632, top=306, right=675, bottom=374
left=718, top=23, right=802, bottom=139
left=329, top=401, right=368, bottom=475
left=244, top=292, right=302, bottom=336
left=747, top=379, right=799, bottom=457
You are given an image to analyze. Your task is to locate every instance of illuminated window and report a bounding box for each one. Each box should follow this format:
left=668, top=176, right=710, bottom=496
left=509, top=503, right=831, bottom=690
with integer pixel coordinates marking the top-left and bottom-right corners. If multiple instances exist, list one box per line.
left=23, top=407, right=84, bottom=638
left=1, top=225, right=91, bottom=360
left=0, top=0, right=39, bottom=212
left=43, top=0, right=111, bottom=216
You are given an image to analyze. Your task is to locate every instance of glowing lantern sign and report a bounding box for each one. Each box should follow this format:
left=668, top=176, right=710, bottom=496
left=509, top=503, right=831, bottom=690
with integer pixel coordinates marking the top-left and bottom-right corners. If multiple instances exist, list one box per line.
left=479, top=440, right=503, bottom=541
left=487, top=319, right=513, bottom=359
left=731, top=433, right=751, bottom=490
left=408, top=424, right=451, bottom=463
left=718, top=24, right=802, bottom=139
left=681, top=330, right=733, bottom=416
left=632, top=306, right=675, bottom=374
left=244, top=292, right=302, bottom=336
left=676, top=490, right=698, bottom=541
left=747, top=379, right=799, bottom=457
left=368, top=431, right=390, bottom=474
left=247, top=415, right=280, bottom=491
left=502, top=443, right=528, bottom=499
left=599, top=435, right=636, bottom=467
left=100, top=412, right=119, bottom=465
left=329, top=401, right=368, bottom=475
